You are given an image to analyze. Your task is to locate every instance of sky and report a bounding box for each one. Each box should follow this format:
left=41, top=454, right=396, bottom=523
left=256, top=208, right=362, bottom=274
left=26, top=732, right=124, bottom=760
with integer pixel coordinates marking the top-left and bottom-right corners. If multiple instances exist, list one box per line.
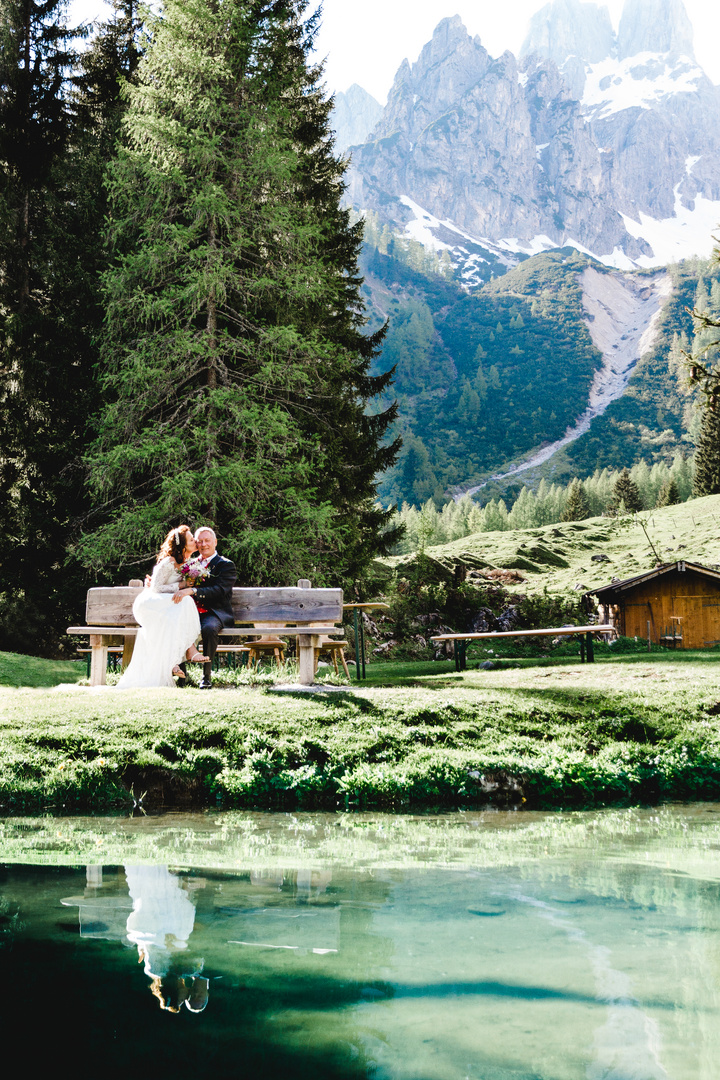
left=70, top=0, right=720, bottom=104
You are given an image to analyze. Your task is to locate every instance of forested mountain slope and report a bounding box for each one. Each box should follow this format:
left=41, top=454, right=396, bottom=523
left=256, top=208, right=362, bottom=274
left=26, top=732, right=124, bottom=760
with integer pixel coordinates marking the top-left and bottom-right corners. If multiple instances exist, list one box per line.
left=365, top=245, right=717, bottom=507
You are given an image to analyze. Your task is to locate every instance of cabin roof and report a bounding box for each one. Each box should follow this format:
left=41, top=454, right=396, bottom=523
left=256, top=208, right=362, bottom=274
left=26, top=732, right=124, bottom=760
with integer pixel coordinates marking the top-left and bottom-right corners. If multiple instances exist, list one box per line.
left=587, top=561, right=720, bottom=600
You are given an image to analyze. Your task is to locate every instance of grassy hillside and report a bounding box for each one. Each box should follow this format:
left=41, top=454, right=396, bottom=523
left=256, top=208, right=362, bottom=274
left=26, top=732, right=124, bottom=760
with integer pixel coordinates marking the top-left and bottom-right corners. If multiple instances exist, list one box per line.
left=0, top=651, right=85, bottom=688
left=388, top=494, right=720, bottom=598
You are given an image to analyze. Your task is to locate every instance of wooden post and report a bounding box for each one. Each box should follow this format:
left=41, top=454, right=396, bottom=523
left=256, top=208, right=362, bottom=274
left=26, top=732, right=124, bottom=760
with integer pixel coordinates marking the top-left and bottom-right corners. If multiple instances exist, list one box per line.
left=297, top=580, right=312, bottom=682
left=122, top=635, right=135, bottom=669
left=586, top=631, right=594, bottom=663
left=89, top=635, right=109, bottom=687
left=298, top=635, right=320, bottom=685
left=647, top=620, right=651, bottom=651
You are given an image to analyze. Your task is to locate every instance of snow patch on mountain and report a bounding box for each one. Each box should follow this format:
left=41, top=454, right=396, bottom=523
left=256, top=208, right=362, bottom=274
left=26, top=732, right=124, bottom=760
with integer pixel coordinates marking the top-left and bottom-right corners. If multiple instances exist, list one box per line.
left=581, top=268, right=673, bottom=410
left=582, top=53, right=703, bottom=120
left=399, top=196, right=521, bottom=283
left=620, top=186, right=720, bottom=266
left=400, top=196, right=452, bottom=251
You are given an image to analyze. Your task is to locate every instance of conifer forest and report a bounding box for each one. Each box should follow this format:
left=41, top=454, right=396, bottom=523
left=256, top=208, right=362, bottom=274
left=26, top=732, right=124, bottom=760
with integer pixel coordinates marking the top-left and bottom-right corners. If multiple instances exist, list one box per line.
left=0, top=0, right=400, bottom=653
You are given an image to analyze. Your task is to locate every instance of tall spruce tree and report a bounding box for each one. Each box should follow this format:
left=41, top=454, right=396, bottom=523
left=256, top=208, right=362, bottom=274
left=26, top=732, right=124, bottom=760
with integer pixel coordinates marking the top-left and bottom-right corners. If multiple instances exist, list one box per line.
left=561, top=479, right=590, bottom=522
left=79, top=0, right=399, bottom=584
left=0, top=0, right=94, bottom=651
left=610, top=468, right=643, bottom=513
left=656, top=477, right=680, bottom=507
left=693, top=406, right=720, bottom=496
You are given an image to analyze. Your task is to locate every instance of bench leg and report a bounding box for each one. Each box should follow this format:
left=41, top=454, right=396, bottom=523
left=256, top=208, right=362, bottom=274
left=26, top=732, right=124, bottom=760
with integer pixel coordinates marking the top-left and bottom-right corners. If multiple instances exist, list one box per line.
left=122, top=637, right=135, bottom=670
left=298, top=637, right=320, bottom=686
left=586, top=631, right=594, bottom=663
left=89, top=636, right=108, bottom=687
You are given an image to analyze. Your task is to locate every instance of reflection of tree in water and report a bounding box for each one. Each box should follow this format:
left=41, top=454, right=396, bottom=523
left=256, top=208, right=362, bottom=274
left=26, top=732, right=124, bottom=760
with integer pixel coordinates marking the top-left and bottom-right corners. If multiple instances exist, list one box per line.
left=0, top=894, right=23, bottom=950
left=14, top=851, right=720, bottom=1079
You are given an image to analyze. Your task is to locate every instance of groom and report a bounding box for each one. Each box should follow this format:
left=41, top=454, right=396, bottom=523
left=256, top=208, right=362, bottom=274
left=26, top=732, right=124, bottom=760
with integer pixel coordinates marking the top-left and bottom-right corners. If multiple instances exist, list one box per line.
left=173, top=527, right=237, bottom=689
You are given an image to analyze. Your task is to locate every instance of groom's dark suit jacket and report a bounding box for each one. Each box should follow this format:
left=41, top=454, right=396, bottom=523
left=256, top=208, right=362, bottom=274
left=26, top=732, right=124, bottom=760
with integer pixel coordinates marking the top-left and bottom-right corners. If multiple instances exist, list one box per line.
left=195, top=553, right=237, bottom=626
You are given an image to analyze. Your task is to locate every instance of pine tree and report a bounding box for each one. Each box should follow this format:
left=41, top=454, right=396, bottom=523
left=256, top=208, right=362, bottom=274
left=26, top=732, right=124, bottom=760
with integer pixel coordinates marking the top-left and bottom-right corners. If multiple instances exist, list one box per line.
left=561, top=479, right=590, bottom=521
left=693, top=406, right=720, bottom=496
left=610, top=468, right=643, bottom=513
left=655, top=478, right=680, bottom=507
left=482, top=498, right=508, bottom=532
left=79, top=0, right=399, bottom=584
left=75, top=0, right=142, bottom=152
left=0, top=0, right=93, bottom=650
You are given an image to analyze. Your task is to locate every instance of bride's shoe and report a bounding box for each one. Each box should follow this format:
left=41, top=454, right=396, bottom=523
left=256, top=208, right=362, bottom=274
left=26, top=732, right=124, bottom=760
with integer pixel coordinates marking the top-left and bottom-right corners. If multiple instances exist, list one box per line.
left=172, top=665, right=186, bottom=679
left=186, top=649, right=209, bottom=664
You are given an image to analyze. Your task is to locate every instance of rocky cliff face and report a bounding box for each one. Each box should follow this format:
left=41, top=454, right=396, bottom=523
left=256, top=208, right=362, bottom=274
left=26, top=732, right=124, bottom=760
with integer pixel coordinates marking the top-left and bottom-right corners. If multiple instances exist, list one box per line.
left=331, top=84, right=383, bottom=153
left=345, top=0, right=720, bottom=274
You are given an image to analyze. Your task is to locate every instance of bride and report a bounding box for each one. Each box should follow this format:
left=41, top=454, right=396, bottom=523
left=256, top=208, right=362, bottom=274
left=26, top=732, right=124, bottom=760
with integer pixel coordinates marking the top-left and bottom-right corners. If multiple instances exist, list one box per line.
left=117, top=526, right=208, bottom=689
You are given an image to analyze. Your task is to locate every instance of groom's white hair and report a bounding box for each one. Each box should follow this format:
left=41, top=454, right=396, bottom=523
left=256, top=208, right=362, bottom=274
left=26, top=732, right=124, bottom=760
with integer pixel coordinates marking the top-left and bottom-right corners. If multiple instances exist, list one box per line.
left=194, top=526, right=217, bottom=542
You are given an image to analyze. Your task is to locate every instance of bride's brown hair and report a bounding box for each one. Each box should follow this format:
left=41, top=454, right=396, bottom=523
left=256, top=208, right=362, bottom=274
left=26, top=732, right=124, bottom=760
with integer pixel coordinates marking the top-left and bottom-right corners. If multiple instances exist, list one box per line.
left=157, top=525, right=193, bottom=564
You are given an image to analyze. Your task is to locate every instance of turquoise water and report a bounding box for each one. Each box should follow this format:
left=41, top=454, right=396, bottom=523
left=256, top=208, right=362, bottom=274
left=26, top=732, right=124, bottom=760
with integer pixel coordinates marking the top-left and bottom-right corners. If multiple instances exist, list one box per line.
left=2, top=807, right=720, bottom=1078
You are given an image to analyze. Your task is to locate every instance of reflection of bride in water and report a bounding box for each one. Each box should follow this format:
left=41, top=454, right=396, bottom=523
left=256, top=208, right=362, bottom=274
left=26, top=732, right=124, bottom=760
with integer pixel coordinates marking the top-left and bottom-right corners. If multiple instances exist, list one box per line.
left=125, top=865, right=208, bottom=1013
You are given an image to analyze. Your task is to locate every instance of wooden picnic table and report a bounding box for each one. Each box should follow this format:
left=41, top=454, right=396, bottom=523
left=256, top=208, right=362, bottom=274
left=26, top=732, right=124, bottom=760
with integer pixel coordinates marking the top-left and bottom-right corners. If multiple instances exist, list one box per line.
left=430, top=624, right=616, bottom=671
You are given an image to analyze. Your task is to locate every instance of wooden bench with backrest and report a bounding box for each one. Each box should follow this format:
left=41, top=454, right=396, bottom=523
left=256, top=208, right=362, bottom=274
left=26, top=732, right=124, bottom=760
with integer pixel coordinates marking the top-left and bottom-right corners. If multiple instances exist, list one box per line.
left=68, top=578, right=343, bottom=686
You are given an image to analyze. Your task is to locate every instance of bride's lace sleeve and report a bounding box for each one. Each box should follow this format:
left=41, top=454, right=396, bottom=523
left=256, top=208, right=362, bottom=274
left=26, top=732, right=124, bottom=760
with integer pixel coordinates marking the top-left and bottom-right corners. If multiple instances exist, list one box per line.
left=149, top=557, right=182, bottom=593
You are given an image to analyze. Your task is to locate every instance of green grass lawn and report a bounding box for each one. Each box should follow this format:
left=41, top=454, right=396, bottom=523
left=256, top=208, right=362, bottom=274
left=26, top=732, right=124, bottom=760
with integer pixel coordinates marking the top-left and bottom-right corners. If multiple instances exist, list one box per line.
left=2, top=647, right=720, bottom=814
left=0, top=650, right=86, bottom=688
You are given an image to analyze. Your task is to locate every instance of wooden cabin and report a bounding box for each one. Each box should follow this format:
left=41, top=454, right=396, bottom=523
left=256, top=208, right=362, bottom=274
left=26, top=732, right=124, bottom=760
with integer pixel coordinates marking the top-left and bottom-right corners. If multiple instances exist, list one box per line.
left=589, top=561, right=720, bottom=649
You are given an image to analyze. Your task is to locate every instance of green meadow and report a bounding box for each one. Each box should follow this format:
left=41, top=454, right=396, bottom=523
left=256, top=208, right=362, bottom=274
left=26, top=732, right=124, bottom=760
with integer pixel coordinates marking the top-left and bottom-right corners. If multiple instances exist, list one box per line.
left=386, top=492, right=720, bottom=595
left=2, top=646, right=720, bottom=814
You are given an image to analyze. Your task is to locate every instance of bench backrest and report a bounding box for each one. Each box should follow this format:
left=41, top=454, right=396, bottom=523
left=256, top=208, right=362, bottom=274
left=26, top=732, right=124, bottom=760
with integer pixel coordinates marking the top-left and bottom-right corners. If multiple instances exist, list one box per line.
left=85, top=584, right=343, bottom=627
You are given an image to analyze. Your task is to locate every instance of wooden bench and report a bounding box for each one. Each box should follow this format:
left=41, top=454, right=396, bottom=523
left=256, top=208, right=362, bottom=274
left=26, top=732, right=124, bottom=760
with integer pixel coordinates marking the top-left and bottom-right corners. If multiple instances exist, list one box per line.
left=68, top=578, right=343, bottom=687
left=430, top=625, right=616, bottom=671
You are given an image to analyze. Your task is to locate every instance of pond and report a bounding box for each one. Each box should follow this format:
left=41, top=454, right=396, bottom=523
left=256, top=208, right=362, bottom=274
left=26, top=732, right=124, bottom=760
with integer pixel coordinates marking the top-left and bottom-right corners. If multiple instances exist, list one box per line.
left=1, top=806, right=720, bottom=1079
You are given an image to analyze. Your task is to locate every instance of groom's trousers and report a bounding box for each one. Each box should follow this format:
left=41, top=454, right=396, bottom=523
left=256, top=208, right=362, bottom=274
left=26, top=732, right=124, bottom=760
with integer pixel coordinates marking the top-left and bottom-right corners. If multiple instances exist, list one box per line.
left=199, top=611, right=223, bottom=670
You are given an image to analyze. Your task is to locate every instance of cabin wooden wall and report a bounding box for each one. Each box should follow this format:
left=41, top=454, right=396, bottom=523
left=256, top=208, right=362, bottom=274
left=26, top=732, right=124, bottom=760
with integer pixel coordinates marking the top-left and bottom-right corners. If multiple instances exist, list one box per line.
left=618, top=570, right=720, bottom=648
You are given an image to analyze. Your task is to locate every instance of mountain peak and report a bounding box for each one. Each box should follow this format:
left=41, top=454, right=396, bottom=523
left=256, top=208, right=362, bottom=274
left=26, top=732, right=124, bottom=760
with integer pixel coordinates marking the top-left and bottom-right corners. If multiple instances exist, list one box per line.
left=617, top=0, right=694, bottom=60
left=521, top=0, right=615, bottom=66
left=332, top=85, right=383, bottom=153
left=417, top=15, right=474, bottom=68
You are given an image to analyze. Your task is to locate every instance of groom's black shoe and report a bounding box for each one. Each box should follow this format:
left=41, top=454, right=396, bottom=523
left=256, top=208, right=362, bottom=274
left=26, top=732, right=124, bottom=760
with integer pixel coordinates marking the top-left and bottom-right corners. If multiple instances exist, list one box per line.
left=199, top=663, right=213, bottom=690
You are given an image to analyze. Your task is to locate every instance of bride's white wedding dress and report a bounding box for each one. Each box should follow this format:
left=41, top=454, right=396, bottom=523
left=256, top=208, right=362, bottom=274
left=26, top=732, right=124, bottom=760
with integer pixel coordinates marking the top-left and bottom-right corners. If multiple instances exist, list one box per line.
left=117, top=557, right=201, bottom=689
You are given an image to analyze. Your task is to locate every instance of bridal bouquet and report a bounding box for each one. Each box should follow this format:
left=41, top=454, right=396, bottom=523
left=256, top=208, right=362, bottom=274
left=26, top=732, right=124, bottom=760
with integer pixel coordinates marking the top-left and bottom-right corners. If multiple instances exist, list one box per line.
left=181, top=557, right=211, bottom=589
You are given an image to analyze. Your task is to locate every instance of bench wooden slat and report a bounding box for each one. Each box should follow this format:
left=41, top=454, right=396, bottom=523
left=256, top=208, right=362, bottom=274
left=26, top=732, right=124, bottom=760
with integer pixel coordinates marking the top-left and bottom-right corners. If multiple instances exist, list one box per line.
left=85, top=586, right=344, bottom=627
left=430, top=625, right=614, bottom=641
left=69, top=625, right=338, bottom=637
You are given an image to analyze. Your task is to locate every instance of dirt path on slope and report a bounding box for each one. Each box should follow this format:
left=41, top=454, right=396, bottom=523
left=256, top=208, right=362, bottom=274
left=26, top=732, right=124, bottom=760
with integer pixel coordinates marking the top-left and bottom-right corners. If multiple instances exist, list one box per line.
left=459, top=267, right=672, bottom=498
